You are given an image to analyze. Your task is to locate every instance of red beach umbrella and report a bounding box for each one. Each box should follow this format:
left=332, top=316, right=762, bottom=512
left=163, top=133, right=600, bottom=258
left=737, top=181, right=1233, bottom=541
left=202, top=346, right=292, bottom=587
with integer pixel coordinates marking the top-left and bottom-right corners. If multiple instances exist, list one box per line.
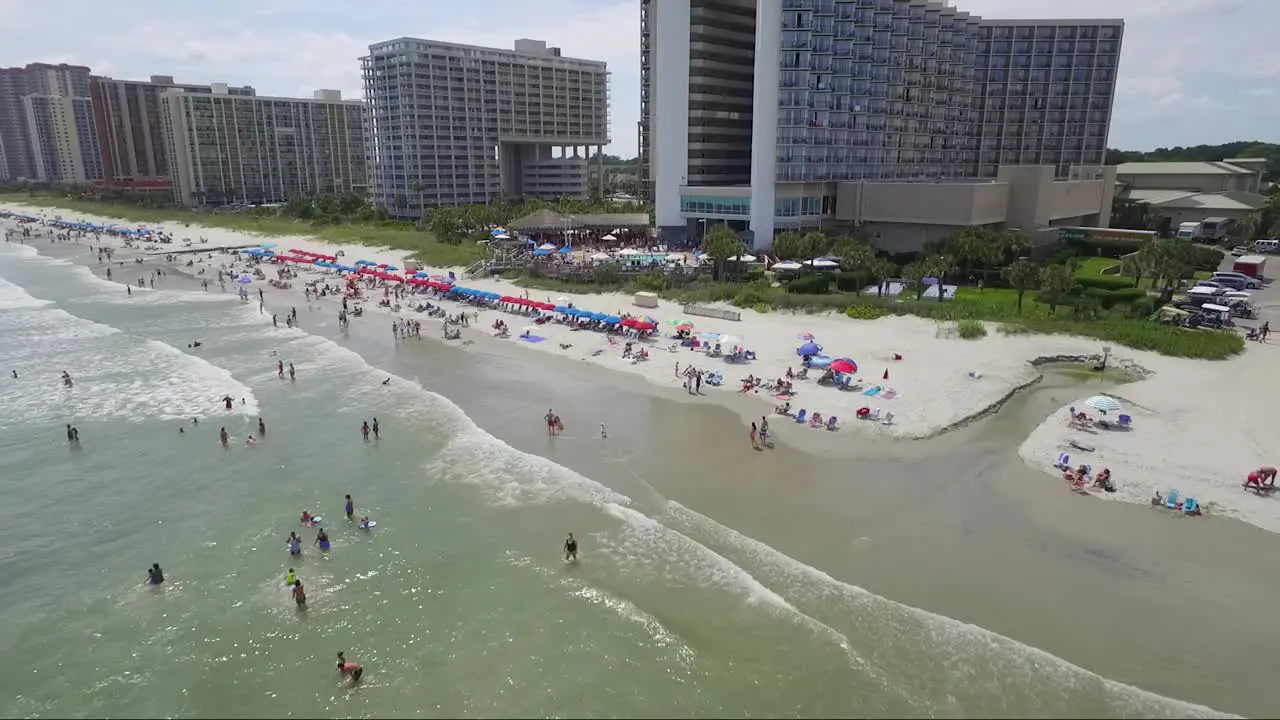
left=830, top=359, right=856, bottom=374
left=632, top=321, right=656, bottom=331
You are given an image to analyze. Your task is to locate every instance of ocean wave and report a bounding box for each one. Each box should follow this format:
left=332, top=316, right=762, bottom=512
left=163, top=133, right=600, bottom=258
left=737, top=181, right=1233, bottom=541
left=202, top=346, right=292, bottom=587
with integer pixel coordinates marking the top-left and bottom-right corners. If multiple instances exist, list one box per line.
left=0, top=278, right=259, bottom=426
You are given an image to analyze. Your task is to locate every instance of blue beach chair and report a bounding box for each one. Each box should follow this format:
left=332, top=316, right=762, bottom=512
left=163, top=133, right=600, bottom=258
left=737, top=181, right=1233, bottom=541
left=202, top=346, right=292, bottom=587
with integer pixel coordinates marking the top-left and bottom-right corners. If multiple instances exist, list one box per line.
left=1182, top=496, right=1200, bottom=515
left=1165, top=489, right=1180, bottom=510
left=1118, top=414, right=1132, bottom=428
left=794, top=409, right=807, bottom=424
left=825, top=416, right=838, bottom=430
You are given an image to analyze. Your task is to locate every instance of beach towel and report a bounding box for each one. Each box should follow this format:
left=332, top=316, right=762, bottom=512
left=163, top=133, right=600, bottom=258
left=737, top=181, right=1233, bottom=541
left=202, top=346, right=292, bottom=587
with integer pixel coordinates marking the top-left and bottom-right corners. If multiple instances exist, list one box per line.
left=519, top=335, right=546, bottom=344
left=862, top=387, right=882, bottom=397
left=880, top=389, right=898, bottom=400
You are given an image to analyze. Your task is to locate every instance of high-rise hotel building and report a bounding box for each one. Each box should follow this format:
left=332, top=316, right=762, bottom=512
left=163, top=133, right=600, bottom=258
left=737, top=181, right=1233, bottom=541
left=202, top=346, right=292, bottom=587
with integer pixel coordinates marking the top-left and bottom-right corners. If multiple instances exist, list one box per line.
left=640, top=0, right=1125, bottom=251
left=362, top=38, right=610, bottom=215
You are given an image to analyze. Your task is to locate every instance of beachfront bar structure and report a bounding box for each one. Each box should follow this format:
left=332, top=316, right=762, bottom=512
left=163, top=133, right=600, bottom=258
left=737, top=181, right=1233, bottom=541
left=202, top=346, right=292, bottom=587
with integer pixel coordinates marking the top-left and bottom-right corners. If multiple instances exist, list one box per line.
left=641, top=0, right=1124, bottom=252
left=361, top=37, right=611, bottom=216
left=159, top=89, right=368, bottom=207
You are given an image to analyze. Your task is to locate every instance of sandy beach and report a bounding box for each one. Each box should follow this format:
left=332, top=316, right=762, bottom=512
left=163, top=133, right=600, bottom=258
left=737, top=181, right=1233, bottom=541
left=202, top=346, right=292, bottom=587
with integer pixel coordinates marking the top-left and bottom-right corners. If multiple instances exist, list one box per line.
left=8, top=202, right=1280, bottom=538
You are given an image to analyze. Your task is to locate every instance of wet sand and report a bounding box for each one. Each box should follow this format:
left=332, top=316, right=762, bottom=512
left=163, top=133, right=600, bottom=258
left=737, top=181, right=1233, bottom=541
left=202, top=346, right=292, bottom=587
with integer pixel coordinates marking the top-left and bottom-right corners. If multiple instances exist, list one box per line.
left=92, top=251, right=1280, bottom=717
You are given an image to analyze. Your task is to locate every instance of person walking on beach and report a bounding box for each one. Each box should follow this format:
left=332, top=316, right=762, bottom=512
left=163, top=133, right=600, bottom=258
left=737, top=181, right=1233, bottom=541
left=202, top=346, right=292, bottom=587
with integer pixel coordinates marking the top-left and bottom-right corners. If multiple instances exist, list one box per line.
left=371, top=418, right=379, bottom=439
left=759, top=416, right=769, bottom=445
left=288, top=363, right=296, bottom=381
left=272, top=313, right=278, bottom=327
left=361, top=421, right=370, bottom=442
left=277, top=360, right=284, bottom=379
left=750, top=421, right=760, bottom=449
left=563, top=532, right=578, bottom=562
left=1262, top=321, right=1270, bottom=342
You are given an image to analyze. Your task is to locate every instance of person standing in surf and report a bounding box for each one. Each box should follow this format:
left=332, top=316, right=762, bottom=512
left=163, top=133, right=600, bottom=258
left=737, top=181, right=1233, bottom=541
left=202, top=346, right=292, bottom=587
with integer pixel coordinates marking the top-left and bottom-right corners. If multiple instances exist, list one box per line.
left=219, top=427, right=229, bottom=447
left=287, top=532, right=302, bottom=556
left=314, top=529, right=330, bottom=551
left=146, top=562, right=165, bottom=584
left=344, top=495, right=355, bottom=521
left=371, top=418, right=379, bottom=440
left=258, top=417, right=267, bottom=437
left=563, top=533, right=578, bottom=562
left=288, top=363, right=296, bottom=381
left=361, top=421, right=370, bottom=442
left=545, top=409, right=556, bottom=436
left=292, top=579, right=306, bottom=609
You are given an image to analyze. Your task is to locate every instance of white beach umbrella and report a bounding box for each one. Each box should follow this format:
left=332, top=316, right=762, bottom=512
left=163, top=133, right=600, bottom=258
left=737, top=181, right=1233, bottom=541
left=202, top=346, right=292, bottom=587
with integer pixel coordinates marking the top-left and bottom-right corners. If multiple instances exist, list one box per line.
left=590, top=252, right=611, bottom=261
left=1084, top=395, right=1122, bottom=413
left=804, top=258, right=839, bottom=268
left=538, top=243, right=558, bottom=251
left=772, top=261, right=802, bottom=271
left=618, top=248, right=641, bottom=255
left=602, top=233, right=617, bottom=241
left=728, top=254, right=757, bottom=262
left=493, top=233, right=511, bottom=240
left=666, top=253, right=685, bottom=261
left=717, top=334, right=742, bottom=349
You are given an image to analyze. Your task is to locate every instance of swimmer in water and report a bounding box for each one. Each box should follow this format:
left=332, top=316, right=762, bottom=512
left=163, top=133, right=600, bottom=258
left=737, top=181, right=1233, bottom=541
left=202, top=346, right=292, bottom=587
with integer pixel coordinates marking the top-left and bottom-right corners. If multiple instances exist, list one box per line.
left=315, top=529, right=330, bottom=551
left=11, top=370, right=16, bottom=379
left=245, top=435, right=257, bottom=445
left=563, top=532, right=578, bottom=562
left=258, top=417, right=266, bottom=436
left=292, top=579, right=306, bottom=609
left=285, top=568, right=297, bottom=586
left=344, top=494, right=354, bottom=520
left=219, top=427, right=229, bottom=447
left=222, top=395, right=234, bottom=410
left=146, top=562, right=165, bottom=584
left=287, top=532, right=302, bottom=556
left=381, top=377, right=391, bottom=385
left=336, top=652, right=363, bottom=684
left=301, top=511, right=315, bottom=526
left=359, top=516, right=371, bottom=529
left=288, top=363, right=295, bottom=381
left=61, top=370, right=73, bottom=388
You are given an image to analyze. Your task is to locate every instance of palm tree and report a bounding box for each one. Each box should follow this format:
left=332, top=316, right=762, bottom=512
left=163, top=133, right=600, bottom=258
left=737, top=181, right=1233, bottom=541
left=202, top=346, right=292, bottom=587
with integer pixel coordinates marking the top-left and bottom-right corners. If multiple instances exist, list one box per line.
left=771, top=231, right=805, bottom=262
left=921, top=254, right=952, bottom=301
left=1006, top=259, right=1042, bottom=313
left=946, top=227, right=995, bottom=284
left=865, top=257, right=896, bottom=297
left=832, top=235, right=874, bottom=292
left=1039, top=263, right=1077, bottom=314
left=702, top=224, right=747, bottom=281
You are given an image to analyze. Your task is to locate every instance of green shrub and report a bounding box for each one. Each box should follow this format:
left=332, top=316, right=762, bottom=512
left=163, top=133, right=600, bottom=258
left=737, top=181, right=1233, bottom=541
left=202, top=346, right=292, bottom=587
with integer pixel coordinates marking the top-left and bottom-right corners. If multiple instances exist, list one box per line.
left=634, top=270, right=671, bottom=292
left=1128, top=296, right=1157, bottom=317
left=956, top=319, right=988, bottom=339
left=752, top=302, right=771, bottom=314
left=846, top=304, right=889, bottom=320
left=1076, top=275, right=1134, bottom=291
left=732, top=286, right=772, bottom=308
left=1081, top=286, right=1148, bottom=309
left=1192, top=246, right=1225, bottom=271
left=834, top=272, right=864, bottom=292
left=787, top=274, right=832, bottom=294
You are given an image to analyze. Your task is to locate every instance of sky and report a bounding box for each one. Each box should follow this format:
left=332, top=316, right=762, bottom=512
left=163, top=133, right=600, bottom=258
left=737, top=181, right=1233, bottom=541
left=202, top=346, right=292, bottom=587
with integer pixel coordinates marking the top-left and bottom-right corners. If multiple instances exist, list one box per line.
left=1, top=0, right=1276, bottom=158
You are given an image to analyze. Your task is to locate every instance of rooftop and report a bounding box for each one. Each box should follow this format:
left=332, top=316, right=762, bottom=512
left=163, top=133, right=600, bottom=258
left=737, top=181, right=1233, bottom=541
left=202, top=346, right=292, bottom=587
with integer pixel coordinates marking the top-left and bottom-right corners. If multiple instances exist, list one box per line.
left=1125, top=189, right=1269, bottom=211
left=1115, top=161, right=1255, bottom=176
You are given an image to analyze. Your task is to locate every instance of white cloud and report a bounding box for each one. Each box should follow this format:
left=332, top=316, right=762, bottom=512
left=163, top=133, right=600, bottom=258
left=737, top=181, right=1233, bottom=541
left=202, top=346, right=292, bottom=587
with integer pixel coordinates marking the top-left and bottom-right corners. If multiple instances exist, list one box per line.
left=0, top=0, right=1276, bottom=157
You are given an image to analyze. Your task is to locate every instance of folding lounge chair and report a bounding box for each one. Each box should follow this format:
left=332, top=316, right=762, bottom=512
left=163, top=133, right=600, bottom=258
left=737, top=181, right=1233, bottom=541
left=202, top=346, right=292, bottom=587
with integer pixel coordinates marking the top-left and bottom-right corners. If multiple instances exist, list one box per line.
left=825, top=416, right=838, bottom=430
left=1117, top=414, right=1132, bottom=428
left=794, top=409, right=807, bottom=424
left=1165, top=489, right=1180, bottom=510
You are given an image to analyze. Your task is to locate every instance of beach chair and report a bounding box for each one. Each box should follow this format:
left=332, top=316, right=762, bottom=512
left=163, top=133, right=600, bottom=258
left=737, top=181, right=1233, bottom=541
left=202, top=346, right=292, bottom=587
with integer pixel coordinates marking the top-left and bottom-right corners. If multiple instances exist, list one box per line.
left=882, top=411, right=894, bottom=425
left=794, top=409, right=807, bottom=424
left=866, top=408, right=881, bottom=422
left=1182, top=497, right=1200, bottom=515
left=825, top=416, right=838, bottom=431
left=1055, top=452, right=1070, bottom=469
left=1165, top=489, right=1180, bottom=510
left=1117, top=414, right=1132, bottom=428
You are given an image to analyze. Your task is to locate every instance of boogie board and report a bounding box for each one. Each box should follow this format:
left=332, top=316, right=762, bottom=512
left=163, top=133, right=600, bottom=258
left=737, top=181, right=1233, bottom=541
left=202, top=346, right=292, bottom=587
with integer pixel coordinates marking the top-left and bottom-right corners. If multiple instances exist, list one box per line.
left=309, top=516, right=322, bottom=524
left=360, top=521, right=377, bottom=529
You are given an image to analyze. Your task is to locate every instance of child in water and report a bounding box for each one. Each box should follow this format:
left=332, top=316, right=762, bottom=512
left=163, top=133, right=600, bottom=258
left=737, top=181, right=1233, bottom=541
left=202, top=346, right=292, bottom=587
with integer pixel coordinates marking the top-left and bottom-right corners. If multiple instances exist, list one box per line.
left=146, top=562, right=165, bottom=584
left=300, top=511, right=316, bottom=526
left=285, top=568, right=297, bottom=586
left=292, top=579, right=306, bottom=609
left=358, top=516, right=371, bottom=529
left=336, top=652, right=363, bottom=684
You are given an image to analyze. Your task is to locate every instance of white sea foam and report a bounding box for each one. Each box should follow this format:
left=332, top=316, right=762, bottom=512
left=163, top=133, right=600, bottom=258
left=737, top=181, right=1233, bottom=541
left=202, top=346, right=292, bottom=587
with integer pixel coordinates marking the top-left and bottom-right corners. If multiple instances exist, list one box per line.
left=0, top=276, right=52, bottom=310
left=0, top=278, right=259, bottom=426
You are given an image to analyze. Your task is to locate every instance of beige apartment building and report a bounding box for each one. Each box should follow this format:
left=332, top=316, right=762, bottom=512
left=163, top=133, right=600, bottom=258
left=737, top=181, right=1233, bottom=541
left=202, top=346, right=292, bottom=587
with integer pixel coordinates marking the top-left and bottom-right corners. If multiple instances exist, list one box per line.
left=161, top=89, right=367, bottom=206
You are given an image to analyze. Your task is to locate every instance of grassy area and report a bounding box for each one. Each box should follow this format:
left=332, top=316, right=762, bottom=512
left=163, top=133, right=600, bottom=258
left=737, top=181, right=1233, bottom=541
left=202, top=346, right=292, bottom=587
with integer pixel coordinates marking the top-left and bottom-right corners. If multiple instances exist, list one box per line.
left=511, top=275, right=1244, bottom=360
left=0, top=194, right=487, bottom=267
left=1075, top=257, right=1120, bottom=277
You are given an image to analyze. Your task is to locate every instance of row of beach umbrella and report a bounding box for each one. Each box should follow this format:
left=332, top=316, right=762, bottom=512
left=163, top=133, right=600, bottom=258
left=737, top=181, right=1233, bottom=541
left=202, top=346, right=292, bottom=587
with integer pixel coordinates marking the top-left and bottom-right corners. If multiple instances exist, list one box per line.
left=796, top=337, right=858, bottom=374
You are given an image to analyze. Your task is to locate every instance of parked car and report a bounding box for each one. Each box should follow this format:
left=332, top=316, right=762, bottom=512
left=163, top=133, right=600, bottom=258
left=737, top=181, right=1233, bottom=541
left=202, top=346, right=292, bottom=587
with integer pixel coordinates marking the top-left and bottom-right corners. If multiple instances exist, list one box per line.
left=1211, top=271, right=1260, bottom=289
left=1231, top=246, right=1250, bottom=256
left=1192, top=281, right=1231, bottom=294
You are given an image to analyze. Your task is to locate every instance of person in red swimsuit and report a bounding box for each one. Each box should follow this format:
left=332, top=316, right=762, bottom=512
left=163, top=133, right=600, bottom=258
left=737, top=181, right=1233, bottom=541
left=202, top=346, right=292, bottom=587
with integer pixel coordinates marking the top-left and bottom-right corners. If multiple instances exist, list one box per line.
left=336, top=652, right=363, bottom=683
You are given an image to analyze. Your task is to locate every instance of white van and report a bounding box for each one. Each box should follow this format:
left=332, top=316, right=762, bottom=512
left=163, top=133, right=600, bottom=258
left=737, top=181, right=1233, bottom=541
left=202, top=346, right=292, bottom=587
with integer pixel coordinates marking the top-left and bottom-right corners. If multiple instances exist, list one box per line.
left=1254, top=238, right=1280, bottom=253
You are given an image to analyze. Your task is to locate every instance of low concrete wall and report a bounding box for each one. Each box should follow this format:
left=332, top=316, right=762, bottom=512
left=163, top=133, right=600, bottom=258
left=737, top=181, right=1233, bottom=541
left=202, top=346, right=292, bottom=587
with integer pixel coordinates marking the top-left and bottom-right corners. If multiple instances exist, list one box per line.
left=684, top=304, right=741, bottom=322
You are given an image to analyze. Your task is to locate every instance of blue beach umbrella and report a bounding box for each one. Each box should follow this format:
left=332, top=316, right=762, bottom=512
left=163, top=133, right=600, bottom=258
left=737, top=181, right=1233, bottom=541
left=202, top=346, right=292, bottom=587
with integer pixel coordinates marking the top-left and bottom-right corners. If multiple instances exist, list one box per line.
left=807, top=355, right=833, bottom=368
left=797, top=342, right=822, bottom=356
left=533, top=248, right=551, bottom=256
left=259, top=242, right=277, bottom=249
left=558, top=246, right=573, bottom=254
left=554, top=305, right=571, bottom=313
left=698, top=331, right=721, bottom=340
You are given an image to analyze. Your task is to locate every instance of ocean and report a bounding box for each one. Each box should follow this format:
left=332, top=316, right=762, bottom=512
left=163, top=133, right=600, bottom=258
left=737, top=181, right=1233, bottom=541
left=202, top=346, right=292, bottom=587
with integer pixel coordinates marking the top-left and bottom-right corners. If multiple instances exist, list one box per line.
left=0, top=237, right=1232, bottom=718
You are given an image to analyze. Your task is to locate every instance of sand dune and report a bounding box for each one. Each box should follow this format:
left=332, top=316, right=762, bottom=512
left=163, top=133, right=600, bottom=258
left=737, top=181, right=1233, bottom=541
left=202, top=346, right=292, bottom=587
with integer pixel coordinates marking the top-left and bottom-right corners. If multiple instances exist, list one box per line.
left=10, top=203, right=1278, bottom=533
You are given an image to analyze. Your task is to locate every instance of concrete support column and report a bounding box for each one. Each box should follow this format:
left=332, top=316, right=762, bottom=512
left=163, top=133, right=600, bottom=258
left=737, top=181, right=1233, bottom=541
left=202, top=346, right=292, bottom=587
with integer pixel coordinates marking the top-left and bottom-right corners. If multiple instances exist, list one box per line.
left=749, top=0, right=783, bottom=251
